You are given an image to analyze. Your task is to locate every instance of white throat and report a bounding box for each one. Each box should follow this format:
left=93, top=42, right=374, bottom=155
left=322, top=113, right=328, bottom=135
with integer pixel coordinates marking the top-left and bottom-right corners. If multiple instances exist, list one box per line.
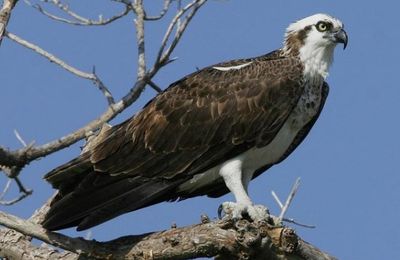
left=299, top=42, right=335, bottom=80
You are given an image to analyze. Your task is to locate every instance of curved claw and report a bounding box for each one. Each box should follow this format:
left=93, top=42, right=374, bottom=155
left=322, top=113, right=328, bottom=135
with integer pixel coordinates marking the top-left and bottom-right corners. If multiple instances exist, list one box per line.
left=218, top=202, right=271, bottom=223
left=218, top=204, right=224, bottom=219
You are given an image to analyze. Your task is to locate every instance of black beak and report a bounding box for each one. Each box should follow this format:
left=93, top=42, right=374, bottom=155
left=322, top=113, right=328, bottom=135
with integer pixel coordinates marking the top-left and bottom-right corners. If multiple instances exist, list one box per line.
left=334, top=28, right=348, bottom=49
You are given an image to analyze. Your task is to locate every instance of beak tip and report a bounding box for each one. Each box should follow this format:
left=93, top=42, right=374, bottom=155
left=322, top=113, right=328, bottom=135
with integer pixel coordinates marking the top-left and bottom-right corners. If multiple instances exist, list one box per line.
left=335, top=28, right=348, bottom=50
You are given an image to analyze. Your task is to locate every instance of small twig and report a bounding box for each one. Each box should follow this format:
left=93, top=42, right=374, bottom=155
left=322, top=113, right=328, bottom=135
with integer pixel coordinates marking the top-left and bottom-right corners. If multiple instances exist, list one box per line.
left=0, top=179, right=12, bottom=201
left=13, top=129, right=28, bottom=147
left=5, top=31, right=115, bottom=105
left=0, top=127, right=32, bottom=205
left=161, top=0, right=206, bottom=65
left=14, top=176, right=32, bottom=195
left=147, top=80, right=162, bottom=93
left=5, top=31, right=93, bottom=78
left=8, top=175, right=33, bottom=205
left=0, top=189, right=31, bottom=206
left=279, top=177, right=301, bottom=220
left=24, top=0, right=131, bottom=26
left=271, top=190, right=284, bottom=209
left=144, top=0, right=171, bottom=21
left=154, top=0, right=204, bottom=69
left=0, top=173, right=33, bottom=206
left=92, top=67, right=115, bottom=105
left=272, top=178, right=315, bottom=229
left=282, top=218, right=316, bottom=229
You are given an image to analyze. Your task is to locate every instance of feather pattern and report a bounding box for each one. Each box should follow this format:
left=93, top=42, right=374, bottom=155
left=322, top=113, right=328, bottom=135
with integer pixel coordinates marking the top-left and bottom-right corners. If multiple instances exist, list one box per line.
left=42, top=50, right=321, bottom=231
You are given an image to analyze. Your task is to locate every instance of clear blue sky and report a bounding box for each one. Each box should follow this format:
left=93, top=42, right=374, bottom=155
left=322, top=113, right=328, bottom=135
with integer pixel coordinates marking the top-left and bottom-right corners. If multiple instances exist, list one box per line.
left=1, top=1, right=399, bottom=259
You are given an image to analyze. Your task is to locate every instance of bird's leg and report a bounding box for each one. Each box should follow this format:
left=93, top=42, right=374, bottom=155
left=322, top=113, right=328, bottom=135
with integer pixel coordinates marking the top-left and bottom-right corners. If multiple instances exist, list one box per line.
left=241, top=168, right=253, bottom=193
left=218, top=159, right=269, bottom=222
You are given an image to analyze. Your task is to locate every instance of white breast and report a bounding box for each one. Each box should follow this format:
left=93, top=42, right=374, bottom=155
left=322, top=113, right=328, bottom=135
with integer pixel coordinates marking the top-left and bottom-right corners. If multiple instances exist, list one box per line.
left=176, top=115, right=302, bottom=194
left=241, top=118, right=298, bottom=172
left=178, top=79, right=323, bottom=194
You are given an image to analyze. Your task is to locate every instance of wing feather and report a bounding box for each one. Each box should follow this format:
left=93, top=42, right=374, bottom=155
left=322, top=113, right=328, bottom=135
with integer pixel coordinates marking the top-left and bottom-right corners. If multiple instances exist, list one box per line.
left=181, top=81, right=330, bottom=199
left=90, top=53, right=304, bottom=179
left=43, top=50, right=307, bottom=230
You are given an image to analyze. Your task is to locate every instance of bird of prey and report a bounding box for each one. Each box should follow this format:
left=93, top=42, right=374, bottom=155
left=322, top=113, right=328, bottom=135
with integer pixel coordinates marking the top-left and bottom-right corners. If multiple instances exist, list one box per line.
left=42, top=13, right=348, bottom=231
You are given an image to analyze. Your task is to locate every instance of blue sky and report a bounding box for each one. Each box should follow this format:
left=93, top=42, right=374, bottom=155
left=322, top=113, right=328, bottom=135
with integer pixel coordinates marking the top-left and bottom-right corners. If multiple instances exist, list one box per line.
left=1, top=1, right=399, bottom=259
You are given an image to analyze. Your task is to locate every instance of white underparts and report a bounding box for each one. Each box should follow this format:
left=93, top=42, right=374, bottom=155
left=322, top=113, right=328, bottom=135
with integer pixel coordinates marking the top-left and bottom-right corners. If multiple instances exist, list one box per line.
left=212, top=61, right=253, bottom=71
left=177, top=115, right=303, bottom=199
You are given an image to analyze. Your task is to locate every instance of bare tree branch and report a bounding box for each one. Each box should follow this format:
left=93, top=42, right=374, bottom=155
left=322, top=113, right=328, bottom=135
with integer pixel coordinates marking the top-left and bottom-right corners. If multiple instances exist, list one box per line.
left=131, top=0, right=147, bottom=80
left=0, top=194, right=80, bottom=260
left=0, top=209, right=337, bottom=260
left=24, top=0, right=131, bottom=26
left=0, top=0, right=207, bottom=172
left=0, top=0, right=18, bottom=46
left=13, top=129, right=28, bottom=147
left=0, top=130, right=32, bottom=190
left=0, top=77, right=147, bottom=169
left=0, top=179, right=12, bottom=201
left=0, top=210, right=97, bottom=255
left=148, top=80, right=163, bottom=93
left=5, top=31, right=115, bottom=105
left=272, top=178, right=315, bottom=229
left=279, top=177, right=301, bottom=221
left=144, top=0, right=171, bottom=21
left=153, top=0, right=206, bottom=71
left=0, top=164, right=32, bottom=205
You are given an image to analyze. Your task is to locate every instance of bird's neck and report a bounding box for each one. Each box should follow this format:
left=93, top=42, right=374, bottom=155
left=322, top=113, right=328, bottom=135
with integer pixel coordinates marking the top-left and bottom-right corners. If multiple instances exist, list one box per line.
left=299, top=44, right=335, bottom=79
left=283, top=39, right=335, bottom=80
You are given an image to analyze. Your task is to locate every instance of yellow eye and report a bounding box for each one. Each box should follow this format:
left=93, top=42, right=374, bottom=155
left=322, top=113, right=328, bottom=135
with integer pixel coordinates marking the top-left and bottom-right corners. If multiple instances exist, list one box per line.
left=316, top=22, right=328, bottom=32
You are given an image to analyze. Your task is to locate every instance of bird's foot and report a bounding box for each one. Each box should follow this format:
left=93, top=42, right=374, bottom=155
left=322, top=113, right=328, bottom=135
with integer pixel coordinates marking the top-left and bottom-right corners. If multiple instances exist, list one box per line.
left=218, top=202, right=271, bottom=223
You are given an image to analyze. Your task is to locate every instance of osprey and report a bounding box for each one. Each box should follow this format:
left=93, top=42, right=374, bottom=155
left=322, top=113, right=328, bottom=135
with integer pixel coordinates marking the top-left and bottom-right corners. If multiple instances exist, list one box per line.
left=43, top=13, right=348, bottom=231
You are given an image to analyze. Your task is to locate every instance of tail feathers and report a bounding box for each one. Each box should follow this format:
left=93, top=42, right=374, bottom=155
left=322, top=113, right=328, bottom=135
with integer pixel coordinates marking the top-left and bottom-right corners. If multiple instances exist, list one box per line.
left=42, top=175, right=182, bottom=231
left=44, top=153, right=92, bottom=190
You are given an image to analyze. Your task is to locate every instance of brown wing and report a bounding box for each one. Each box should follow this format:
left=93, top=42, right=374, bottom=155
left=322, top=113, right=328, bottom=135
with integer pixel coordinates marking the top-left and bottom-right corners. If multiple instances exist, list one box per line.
left=90, top=52, right=305, bottom=179
left=198, top=81, right=330, bottom=198
left=43, top=50, right=305, bottom=230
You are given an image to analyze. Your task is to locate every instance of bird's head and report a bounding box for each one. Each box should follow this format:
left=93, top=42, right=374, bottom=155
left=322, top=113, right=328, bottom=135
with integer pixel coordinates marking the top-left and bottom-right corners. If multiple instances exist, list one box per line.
left=283, top=13, right=348, bottom=79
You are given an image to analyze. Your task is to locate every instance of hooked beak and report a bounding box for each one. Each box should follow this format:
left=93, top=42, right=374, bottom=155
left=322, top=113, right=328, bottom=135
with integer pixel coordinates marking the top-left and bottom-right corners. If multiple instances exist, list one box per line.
left=334, top=28, right=348, bottom=49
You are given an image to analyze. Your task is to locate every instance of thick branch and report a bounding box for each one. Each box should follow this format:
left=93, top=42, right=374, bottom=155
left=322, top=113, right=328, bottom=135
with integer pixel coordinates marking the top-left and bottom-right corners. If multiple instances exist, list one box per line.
left=132, top=0, right=146, bottom=80
left=0, top=0, right=18, bottom=46
left=0, top=210, right=337, bottom=260
left=0, top=194, right=80, bottom=259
